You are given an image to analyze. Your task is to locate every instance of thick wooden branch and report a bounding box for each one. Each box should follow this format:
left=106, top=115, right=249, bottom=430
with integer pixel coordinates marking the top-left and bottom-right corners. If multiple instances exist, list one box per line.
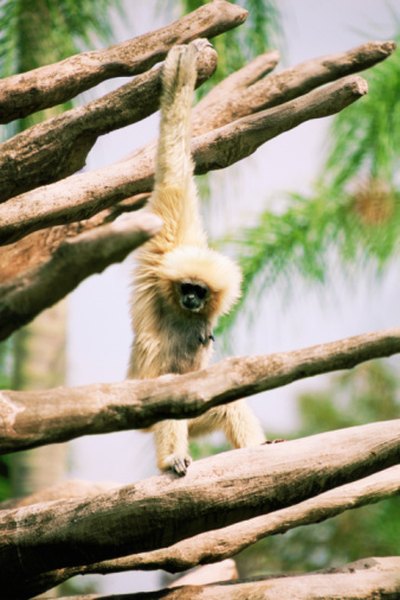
left=0, top=419, right=399, bottom=590
left=60, top=557, right=400, bottom=600
left=16, top=466, right=400, bottom=596
left=0, top=44, right=217, bottom=202
left=0, top=0, right=246, bottom=124
left=1, top=40, right=393, bottom=203
left=0, top=212, right=161, bottom=341
left=0, top=329, right=399, bottom=452
left=0, top=75, right=367, bottom=246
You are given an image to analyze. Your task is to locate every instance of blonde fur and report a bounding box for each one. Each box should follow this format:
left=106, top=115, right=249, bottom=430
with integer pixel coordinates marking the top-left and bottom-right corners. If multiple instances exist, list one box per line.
left=128, top=41, right=264, bottom=476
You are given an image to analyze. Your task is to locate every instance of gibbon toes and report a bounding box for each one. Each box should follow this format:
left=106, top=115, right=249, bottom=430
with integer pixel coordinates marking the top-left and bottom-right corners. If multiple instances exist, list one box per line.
left=161, top=453, right=192, bottom=477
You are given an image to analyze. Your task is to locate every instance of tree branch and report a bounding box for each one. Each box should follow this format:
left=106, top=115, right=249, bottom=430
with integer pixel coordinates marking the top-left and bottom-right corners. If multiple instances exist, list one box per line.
left=0, top=0, right=247, bottom=124
left=0, top=328, right=399, bottom=452
left=0, top=212, right=161, bottom=341
left=0, top=44, right=218, bottom=202
left=14, top=466, right=400, bottom=596
left=0, top=75, right=367, bottom=246
left=62, top=557, right=400, bottom=599
left=192, top=40, right=395, bottom=133
left=2, top=40, right=393, bottom=203
left=0, top=419, right=399, bottom=590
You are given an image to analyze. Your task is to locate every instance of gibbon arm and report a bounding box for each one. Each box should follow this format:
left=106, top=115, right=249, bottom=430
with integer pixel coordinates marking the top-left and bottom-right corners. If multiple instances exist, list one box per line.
left=148, top=41, right=208, bottom=252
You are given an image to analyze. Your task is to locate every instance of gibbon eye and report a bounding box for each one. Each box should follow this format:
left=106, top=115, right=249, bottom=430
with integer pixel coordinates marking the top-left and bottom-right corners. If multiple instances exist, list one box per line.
left=180, top=282, right=208, bottom=299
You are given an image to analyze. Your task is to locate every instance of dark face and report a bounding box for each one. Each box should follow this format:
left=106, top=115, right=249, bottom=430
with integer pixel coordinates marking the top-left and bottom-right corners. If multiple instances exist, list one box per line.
left=179, top=281, right=209, bottom=312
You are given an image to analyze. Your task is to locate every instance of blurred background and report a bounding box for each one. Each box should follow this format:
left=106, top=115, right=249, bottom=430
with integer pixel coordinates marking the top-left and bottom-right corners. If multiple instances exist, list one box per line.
left=1, top=0, right=399, bottom=595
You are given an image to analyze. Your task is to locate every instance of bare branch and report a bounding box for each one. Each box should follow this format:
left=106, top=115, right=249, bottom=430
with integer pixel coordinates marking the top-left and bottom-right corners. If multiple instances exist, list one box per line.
left=2, top=40, right=393, bottom=203
left=192, top=40, right=395, bottom=133
left=0, top=328, right=399, bottom=452
left=0, top=45, right=217, bottom=202
left=18, top=466, right=400, bottom=595
left=0, top=212, right=161, bottom=341
left=1, top=419, right=399, bottom=592
left=63, top=557, right=400, bottom=600
left=0, top=0, right=247, bottom=124
left=0, top=75, right=367, bottom=246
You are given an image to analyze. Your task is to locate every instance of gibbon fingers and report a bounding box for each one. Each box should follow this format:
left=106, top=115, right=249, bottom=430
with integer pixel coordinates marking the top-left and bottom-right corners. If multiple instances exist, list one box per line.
left=128, top=39, right=265, bottom=476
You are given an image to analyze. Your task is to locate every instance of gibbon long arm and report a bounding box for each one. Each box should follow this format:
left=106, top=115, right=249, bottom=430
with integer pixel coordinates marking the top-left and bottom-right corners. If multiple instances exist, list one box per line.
left=128, top=42, right=264, bottom=476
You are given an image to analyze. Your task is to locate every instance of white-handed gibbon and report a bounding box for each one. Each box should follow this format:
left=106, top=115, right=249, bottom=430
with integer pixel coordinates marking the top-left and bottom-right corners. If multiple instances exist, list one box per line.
left=128, top=40, right=265, bottom=476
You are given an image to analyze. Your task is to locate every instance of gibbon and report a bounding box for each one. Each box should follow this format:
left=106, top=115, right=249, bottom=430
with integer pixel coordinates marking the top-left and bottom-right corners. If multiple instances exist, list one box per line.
left=127, top=40, right=265, bottom=476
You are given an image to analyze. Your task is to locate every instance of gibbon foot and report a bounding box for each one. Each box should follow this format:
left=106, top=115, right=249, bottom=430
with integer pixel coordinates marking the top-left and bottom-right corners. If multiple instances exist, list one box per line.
left=162, top=453, right=192, bottom=477
left=191, top=37, right=214, bottom=54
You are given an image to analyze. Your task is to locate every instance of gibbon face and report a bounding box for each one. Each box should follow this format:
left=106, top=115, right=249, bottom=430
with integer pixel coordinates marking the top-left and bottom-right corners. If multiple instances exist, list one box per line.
left=176, top=280, right=210, bottom=313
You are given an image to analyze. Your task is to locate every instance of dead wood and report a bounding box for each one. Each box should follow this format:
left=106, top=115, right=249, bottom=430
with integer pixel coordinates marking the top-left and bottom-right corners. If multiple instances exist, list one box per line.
left=0, top=0, right=246, bottom=124
left=12, top=466, right=399, bottom=595
left=0, top=44, right=217, bottom=202
left=0, top=74, right=367, bottom=247
left=0, top=212, right=161, bottom=341
left=0, top=419, right=399, bottom=591
left=59, top=557, right=400, bottom=599
left=0, top=328, right=399, bottom=452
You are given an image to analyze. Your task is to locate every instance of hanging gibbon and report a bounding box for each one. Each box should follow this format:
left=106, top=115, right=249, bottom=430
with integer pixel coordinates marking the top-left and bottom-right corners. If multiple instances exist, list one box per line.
left=128, top=40, right=265, bottom=476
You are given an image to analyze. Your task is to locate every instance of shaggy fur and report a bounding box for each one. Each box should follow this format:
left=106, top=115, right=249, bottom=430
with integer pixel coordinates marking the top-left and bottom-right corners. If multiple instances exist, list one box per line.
left=128, top=42, right=265, bottom=476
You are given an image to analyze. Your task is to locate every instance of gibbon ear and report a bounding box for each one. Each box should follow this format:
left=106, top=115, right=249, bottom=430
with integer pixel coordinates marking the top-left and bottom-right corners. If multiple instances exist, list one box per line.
left=159, top=245, right=242, bottom=316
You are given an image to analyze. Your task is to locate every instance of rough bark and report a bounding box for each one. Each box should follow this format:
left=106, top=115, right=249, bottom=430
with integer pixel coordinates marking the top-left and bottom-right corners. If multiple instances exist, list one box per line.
left=11, top=466, right=399, bottom=596
left=0, top=44, right=218, bottom=202
left=0, top=419, right=399, bottom=590
left=192, top=40, right=395, bottom=134
left=0, top=328, right=399, bottom=452
left=0, top=212, right=161, bottom=341
left=0, top=0, right=247, bottom=124
left=58, top=557, right=400, bottom=599
left=0, top=75, right=367, bottom=247
left=1, top=40, right=393, bottom=203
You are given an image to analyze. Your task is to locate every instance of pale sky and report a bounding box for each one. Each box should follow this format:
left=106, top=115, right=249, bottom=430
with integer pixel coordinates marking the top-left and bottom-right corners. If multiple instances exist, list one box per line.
left=67, top=1, right=399, bottom=593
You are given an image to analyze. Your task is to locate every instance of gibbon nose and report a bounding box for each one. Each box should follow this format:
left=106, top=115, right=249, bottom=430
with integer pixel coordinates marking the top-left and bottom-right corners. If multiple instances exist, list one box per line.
left=183, top=294, right=199, bottom=309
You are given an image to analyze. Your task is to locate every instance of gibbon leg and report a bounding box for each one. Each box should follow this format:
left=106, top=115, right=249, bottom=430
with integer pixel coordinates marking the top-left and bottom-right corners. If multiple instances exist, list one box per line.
left=153, top=419, right=192, bottom=476
left=221, top=401, right=265, bottom=448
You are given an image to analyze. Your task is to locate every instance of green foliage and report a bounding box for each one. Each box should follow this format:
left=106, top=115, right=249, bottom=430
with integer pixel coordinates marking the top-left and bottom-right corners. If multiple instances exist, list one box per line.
left=218, top=184, right=400, bottom=333
left=219, top=39, right=400, bottom=334
left=0, top=0, right=122, bottom=78
left=236, top=359, right=400, bottom=576
left=323, top=38, right=400, bottom=191
left=179, top=0, right=282, bottom=96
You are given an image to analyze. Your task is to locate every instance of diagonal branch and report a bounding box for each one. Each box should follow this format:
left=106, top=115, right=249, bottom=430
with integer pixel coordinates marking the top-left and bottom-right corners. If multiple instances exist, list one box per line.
left=0, top=328, right=399, bottom=452
left=0, top=211, right=161, bottom=341
left=0, top=419, right=399, bottom=590
left=192, top=40, right=395, bottom=133
left=15, top=466, right=400, bottom=595
left=62, top=557, right=400, bottom=600
left=1, top=40, right=394, bottom=203
left=0, top=44, right=218, bottom=202
left=0, top=0, right=247, bottom=124
left=0, top=75, right=367, bottom=246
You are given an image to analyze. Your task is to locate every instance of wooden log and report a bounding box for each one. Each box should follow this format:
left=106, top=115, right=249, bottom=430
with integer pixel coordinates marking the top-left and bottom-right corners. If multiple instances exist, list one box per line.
left=0, top=328, right=399, bottom=452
